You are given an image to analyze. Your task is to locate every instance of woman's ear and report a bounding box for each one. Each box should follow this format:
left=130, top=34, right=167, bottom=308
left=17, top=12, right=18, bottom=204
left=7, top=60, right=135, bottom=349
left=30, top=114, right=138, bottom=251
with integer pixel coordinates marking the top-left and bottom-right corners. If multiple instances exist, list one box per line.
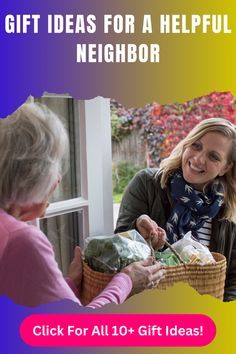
left=14, top=202, right=49, bottom=221
left=48, top=176, right=61, bottom=196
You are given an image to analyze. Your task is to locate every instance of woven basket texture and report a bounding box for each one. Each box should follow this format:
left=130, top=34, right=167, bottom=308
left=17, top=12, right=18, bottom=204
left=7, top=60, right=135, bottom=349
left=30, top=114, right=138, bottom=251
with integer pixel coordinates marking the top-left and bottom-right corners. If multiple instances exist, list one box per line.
left=80, top=252, right=226, bottom=305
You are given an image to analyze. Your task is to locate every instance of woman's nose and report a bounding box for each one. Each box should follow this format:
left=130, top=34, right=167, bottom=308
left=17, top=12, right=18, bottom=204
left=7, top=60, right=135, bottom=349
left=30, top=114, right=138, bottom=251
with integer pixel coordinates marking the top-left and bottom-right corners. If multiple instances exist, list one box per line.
left=193, top=151, right=206, bottom=165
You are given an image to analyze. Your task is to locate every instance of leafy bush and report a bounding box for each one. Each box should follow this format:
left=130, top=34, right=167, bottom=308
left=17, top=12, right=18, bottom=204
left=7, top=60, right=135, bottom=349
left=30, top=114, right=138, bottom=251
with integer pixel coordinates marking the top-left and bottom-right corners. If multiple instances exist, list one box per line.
left=113, top=162, right=142, bottom=197
left=111, top=107, right=133, bottom=142
left=111, top=92, right=236, bottom=167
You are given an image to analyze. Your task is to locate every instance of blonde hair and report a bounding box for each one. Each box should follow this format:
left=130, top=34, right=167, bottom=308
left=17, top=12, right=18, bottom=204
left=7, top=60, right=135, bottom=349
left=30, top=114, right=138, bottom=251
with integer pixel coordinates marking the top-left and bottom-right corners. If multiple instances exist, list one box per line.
left=0, top=100, right=69, bottom=208
left=159, top=118, right=236, bottom=223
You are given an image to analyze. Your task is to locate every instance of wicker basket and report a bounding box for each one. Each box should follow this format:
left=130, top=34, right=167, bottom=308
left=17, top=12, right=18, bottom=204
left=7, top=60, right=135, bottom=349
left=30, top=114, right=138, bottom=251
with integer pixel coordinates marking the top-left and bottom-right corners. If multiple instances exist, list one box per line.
left=80, top=252, right=226, bottom=305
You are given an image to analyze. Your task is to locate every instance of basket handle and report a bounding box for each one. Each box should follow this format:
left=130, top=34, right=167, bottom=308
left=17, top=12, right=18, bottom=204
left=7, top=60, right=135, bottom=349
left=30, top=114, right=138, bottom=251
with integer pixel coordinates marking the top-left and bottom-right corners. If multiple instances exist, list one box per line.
left=164, top=240, right=186, bottom=265
left=147, top=234, right=186, bottom=265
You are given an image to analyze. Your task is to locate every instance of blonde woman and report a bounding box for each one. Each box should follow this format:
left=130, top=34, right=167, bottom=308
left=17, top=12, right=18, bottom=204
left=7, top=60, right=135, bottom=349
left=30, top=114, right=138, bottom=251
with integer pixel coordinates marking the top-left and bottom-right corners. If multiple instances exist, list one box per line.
left=116, top=118, right=236, bottom=301
left=0, top=100, right=165, bottom=307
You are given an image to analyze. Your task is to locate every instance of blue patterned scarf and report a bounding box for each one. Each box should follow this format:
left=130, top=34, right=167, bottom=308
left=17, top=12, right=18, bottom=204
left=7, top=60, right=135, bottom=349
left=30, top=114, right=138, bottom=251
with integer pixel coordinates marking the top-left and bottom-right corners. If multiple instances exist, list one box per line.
left=166, top=170, right=223, bottom=243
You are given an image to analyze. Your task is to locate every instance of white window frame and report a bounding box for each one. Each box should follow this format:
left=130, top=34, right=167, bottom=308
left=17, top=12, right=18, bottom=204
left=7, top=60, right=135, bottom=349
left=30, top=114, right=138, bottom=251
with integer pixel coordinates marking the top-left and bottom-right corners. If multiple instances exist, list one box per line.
left=35, top=95, right=114, bottom=247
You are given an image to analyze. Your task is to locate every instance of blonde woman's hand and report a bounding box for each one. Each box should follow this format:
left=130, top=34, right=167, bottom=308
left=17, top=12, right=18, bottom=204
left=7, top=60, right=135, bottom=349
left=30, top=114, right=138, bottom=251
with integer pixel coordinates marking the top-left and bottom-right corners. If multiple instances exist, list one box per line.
left=121, top=257, right=165, bottom=295
left=136, top=214, right=167, bottom=249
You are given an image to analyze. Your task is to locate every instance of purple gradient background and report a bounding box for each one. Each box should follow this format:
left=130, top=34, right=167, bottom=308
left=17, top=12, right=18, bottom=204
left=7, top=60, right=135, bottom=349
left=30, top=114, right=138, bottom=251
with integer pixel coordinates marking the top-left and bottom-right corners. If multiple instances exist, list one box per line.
left=0, top=0, right=105, bottom=116
left=1, top=296, right=106, bottom=353
left=2, top=0, right=158, bottom=116
left=1, top=1, right=235, bottom=116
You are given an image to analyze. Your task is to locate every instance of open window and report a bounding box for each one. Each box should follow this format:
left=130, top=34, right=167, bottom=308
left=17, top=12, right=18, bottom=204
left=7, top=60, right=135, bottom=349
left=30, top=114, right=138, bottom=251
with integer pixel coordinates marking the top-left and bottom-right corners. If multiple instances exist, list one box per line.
left=34, top=95, right=113, bottom=275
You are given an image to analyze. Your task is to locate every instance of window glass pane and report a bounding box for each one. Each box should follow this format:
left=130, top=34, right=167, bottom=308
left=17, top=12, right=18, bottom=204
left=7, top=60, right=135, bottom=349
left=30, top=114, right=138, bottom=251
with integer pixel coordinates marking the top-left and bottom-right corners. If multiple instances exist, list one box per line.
left=35, top=96, right=81, bottom=201
left=40, top=210, right=84, bottom=276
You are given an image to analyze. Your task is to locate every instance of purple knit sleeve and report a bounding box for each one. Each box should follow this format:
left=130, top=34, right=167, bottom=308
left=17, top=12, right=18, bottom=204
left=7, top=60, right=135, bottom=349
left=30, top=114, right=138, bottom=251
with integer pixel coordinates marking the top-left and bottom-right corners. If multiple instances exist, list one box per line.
left=87, top=273, right=132, bottom=308
left=65, top=277, right=80, bottom=298
left=0, top=210, right=132, bottom=308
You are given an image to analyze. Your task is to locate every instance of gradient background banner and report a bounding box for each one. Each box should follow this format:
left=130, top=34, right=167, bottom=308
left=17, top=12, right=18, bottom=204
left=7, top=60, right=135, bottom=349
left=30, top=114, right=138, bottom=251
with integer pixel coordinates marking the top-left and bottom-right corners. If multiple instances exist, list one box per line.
left=0, top=1, right=235, bottom=353
left=0, top=0, right=235, bottom=116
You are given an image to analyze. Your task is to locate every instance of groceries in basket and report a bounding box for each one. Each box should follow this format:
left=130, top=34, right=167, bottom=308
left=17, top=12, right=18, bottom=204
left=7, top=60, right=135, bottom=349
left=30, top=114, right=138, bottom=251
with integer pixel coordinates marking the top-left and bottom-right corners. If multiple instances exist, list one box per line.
left=82, top=230, right=226, bottom=302
left=84, top=230, right=151, bottom=273
left=84, top=230, right=216, bottom=273
left=156, top=231, right=216, bottom=266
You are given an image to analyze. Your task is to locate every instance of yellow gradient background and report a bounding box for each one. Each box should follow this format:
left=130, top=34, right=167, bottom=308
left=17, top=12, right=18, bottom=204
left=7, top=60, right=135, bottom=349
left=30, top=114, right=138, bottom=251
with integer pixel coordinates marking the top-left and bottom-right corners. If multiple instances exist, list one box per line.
left=102, top=3, right=235, bottom=353
left=109, top=0, right=236, bottom=107
left=102, top=284, right=234, bottom=354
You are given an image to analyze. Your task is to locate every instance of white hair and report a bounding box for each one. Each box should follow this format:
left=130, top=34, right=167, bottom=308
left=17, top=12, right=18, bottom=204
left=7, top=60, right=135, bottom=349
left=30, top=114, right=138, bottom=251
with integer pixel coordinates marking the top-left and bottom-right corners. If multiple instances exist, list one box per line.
left=0, top=100, right=69, bottom=208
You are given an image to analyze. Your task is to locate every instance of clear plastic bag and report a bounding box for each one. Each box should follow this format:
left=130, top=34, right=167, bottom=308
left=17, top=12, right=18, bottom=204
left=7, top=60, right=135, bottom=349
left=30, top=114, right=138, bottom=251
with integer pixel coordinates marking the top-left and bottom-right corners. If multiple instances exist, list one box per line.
left=168, top=231, right=216, bottom=265
left=84, top=230, right=151, bottom=273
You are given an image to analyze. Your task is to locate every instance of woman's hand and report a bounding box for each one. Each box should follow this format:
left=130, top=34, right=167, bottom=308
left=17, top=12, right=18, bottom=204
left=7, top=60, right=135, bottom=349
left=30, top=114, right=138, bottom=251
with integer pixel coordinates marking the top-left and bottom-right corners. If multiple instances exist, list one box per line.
left=67, top=246, right=83, bottom=289
left=136, top=214, right=166, bottom=249
left=121, top=257, right=165, bottom=295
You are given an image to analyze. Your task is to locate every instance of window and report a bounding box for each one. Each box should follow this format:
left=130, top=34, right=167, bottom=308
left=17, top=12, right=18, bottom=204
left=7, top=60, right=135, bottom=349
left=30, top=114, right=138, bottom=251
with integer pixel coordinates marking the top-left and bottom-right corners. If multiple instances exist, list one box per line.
left=34, top=95, right=113, bottom=275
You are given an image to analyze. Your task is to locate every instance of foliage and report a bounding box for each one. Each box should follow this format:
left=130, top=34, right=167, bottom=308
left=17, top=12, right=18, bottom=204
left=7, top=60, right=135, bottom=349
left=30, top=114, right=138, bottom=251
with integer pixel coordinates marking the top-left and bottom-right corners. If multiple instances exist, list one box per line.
left=111, top=92, right=236, bottom=167
left=112, top=161, right=142, bottom=195
left=113, top=192, right=123, bottom=204
left=111, top=104, right=133, bottom=142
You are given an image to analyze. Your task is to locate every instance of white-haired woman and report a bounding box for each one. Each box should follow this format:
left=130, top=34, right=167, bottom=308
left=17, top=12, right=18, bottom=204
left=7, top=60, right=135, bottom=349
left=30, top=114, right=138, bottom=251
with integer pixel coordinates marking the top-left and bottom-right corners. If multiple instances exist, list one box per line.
left=0, top=101, right=165, bottom=307
left=115, top=118, right=236, bottom=301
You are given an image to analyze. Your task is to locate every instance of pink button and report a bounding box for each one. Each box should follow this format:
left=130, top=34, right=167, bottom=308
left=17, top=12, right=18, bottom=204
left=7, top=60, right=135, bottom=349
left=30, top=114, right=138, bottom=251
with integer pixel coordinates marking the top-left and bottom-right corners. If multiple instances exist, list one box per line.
left=20, top=314, right=216, bottom=347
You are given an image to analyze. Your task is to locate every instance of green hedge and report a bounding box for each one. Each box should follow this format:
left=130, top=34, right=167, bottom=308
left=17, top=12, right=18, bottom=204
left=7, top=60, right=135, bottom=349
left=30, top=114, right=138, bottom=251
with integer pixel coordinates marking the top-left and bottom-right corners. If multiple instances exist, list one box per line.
left=112, top=162, right=142, bottom=202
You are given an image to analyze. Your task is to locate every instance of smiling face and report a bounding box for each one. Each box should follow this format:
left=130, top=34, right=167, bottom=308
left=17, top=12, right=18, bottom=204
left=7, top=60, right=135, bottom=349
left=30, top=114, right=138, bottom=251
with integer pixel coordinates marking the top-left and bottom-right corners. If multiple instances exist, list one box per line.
left=182, top=132, right=233, bottom=190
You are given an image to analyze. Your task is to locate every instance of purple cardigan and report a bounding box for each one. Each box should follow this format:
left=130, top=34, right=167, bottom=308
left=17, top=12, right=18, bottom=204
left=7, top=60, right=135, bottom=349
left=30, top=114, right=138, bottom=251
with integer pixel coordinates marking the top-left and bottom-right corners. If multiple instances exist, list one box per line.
left=0, top=209, right=132, bottom=308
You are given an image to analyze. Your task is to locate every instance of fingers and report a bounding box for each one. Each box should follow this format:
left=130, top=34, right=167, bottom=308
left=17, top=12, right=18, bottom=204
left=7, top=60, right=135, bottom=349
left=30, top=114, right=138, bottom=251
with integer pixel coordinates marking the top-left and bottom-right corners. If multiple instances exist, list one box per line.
left=147, top=221, right=159, bottom=237
left=67, top=245, right=83, bottom=288
left=150, top=225, right=167, bottom=250
left=143, top=260, right=166, bottom=288
left=136, top=215, right=167, bottom=250
left=139, top=259, right=166, bottom=284
left=146, top=266, right=166, bottom=289
left=138, top=256, right=155, bottom=267
left=136, top=215, right=156, bottom=237
left=147, top=271, right=166, bottom=289
left=150, top=234, right=160, bottom=249
left=152, top=268, right=166, bottom=284
left=123, top=257, right=166, bottom=295
left=157, top=226, right=167, bottom=240
left=74, top=246, right=82, bottom=260
left=145, top=260, right=162, bottom=271
left=154, top=227, right=167, bottom=249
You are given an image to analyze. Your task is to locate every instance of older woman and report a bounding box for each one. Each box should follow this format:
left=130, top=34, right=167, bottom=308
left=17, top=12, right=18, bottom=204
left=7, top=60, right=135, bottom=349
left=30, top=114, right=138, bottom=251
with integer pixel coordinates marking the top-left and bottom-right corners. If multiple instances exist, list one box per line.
left=0, top=100, right=165, bottom=307
left=115, top=118, right=236, bottom=301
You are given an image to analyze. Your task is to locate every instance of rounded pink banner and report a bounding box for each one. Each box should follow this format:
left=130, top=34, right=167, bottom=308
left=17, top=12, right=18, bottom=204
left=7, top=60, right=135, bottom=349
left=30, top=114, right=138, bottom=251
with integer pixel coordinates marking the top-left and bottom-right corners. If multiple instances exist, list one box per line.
left=20, top=314, right=216, bottom=347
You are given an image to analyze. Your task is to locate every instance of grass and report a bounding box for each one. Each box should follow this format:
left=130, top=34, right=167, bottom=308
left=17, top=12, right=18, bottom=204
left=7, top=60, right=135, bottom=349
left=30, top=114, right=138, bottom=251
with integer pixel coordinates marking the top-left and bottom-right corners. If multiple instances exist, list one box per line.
left=112, top=162, right=143, bottom=204
left=113, top=192, right=123, bottom=204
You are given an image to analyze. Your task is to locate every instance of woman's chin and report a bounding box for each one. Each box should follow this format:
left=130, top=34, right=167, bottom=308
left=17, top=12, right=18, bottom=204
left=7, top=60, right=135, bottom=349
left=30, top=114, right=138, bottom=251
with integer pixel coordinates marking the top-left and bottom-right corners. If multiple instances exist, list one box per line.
left=182, top=170, right=194, bottom=184
left=182, top=172, right=203, bottom=189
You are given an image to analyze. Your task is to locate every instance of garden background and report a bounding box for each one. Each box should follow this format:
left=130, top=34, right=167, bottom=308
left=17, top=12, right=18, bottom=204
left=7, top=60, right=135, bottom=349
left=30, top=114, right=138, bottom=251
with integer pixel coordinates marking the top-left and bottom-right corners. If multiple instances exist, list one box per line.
left=111, top=92, right=236, bottom=207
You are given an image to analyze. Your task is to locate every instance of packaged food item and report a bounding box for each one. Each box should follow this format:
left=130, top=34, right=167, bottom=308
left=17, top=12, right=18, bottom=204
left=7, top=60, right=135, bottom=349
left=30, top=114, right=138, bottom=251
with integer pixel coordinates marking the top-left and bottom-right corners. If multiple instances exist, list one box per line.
left=84, top=230, right=151, bottom=273
left=155, top=250, right=181, bottom=266
left=166, top=231, right=216, bottom=265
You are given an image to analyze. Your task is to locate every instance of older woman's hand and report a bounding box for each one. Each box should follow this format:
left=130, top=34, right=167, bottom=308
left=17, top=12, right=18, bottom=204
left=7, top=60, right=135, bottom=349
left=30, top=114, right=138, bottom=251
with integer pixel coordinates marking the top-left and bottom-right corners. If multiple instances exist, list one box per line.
left=67, top=246, right=83, bottom=289
left=121, top=257, right=165, bottom=295
left=136, top=214, right=166, bottom=249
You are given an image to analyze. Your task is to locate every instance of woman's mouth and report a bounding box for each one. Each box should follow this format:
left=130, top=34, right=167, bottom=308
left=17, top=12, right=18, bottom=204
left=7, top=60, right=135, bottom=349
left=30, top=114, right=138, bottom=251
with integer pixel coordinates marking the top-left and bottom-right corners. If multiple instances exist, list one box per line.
left=188, top=161, right=205, bottom=173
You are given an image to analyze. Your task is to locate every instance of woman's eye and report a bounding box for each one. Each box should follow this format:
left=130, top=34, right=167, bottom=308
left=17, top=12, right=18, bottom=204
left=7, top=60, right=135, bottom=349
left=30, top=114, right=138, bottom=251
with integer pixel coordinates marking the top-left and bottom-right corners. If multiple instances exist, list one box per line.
left=209, top=153, right=220, bottom=161
left=191, top=142, right=201, bottom=150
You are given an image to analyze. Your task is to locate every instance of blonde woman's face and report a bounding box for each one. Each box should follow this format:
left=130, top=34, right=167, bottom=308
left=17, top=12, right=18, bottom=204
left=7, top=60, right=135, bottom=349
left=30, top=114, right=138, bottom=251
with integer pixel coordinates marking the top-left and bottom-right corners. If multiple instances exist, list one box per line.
left=182, top=132, right=232, bottom=190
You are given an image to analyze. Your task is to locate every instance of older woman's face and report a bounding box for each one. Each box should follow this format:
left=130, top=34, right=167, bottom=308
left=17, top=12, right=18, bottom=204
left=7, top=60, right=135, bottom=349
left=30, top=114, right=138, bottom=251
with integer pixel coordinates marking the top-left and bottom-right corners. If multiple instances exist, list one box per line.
left=182, top=132, right=232, bottom=190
